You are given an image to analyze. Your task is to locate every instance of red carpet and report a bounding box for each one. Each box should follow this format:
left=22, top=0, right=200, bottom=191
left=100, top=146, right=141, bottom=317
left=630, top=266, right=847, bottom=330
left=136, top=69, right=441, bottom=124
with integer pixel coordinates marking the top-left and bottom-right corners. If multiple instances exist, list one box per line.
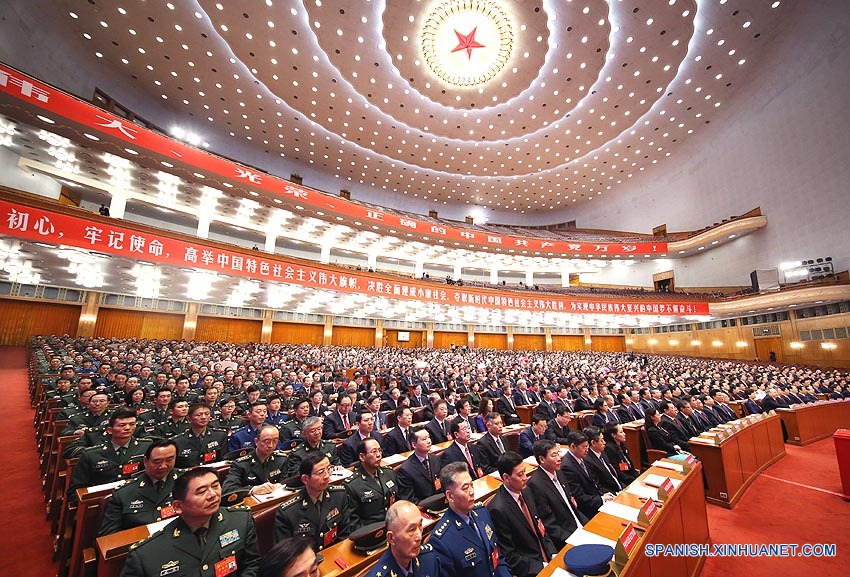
left=0, top=346, right=57, bottom=577
left=702, top=440, right=850, bottom=577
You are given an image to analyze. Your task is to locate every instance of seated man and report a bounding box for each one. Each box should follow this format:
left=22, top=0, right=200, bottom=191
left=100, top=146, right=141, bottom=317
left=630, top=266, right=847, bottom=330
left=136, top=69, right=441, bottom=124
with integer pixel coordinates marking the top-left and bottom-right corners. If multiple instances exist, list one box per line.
left=274, top=452, right=351, bottom=552
left=382, top=406, right=414, bottom=456
left=344, top=437, right=399, bottom=530
left=284, top=416, right=341, bottom=478
left=440, top=418, right=485, bottom=479
left=424, top=399, right=451, bottom=444
left=363, top=500, right=440, bottom=577
left=497, top=384, right=521, bottom=426
left=517, top=415, right=548, bottom=459
left=476, top=412, right=508, bottom=474
left=488, top=452, right=556, bottom=577
left=396, top=429, right=442, bottom=504
left=322, top=396, right=354, bottom=439
left=228, top=402, right=268, bottom=451
left=173, top=402, right=228, bottom=468
left=120, top=467, right=260, bottom=577
left=99, top=440, right=179, bottom=536
left=582, top=426, right=623, bottom=495
left=339, top=411, right=383, bottom=467
left=559, top=430, right=615, bottom=519
left=545, top=405, right=573, bottom=445
left=153, top=398, right=190, bottom=439
left=68, top=408, right=151, bottom=504
left=527, top=439, right=587, bottom=550
left=429, top=461, right=512, bottom=577
left=222, top=425, right=288, bottom=496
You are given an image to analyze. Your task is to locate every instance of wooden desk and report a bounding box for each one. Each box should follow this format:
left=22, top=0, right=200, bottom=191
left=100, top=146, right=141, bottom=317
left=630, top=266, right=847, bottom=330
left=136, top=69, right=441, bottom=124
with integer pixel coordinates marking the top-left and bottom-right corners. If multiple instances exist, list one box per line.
left=537, top=462, right=708, bottom=577
left=777, top=400, right=850, bottom=446
left=621, top=421, right=645, bottom=472
left=687, top=414, right=785, bottom=508
left=517, top=405, right=536, bottom=425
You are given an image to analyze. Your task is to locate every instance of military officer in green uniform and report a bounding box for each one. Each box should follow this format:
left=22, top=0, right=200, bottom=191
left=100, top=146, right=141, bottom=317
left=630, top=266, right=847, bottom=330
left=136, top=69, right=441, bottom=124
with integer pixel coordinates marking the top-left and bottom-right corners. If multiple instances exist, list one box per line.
left=153, top=398, right=191, bottom=439
left=61, top=391, right=112, bottom=436
left=68, top=408, right=151, bottom=504
left=280, top=398, right=311, bottom=442
left=344, top=437, right=399, bottom=530
left=173, top=403, right=228, bottom=468
left=120, top=467, right=260, bottom=577
left=283, top=417, right=340, bottom=478
left=274, top=452, right=351, bottom=552
left=99, top=439, right=179, bottom=535
left=223, top=425, right=289, bottom=495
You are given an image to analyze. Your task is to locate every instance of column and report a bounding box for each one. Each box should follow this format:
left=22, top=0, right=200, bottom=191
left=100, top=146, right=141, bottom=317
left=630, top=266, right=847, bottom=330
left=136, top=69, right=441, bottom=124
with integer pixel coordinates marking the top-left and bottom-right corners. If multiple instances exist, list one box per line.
left=261, top=309, right=274, bottom=344
left=264, top=231, right=277, bottom=253
left=583, top=328, right=592, bottom=351
left=453, top=264, right=463, bottom=280
left=426, top=322, right=434, bottom=348
left=490, top=268, right=499, bottom=285
left=560, top=270, right=571, bottom=288
left=367, top=253, right=378, bottom=271
left=197, top=214, right=212, bottom=239
left=323, top=315, right=333, bottom=345
left=182, top=302, right=199, bottom=341
left=320, top=245, right=331, bottom=265
left=544, top=326, right=553, bottom=351
left=467, top=324, right=475, bottom=349
left=414, top=260, right=425, bottom=279
left=108, top=192, right=128, bottom=219
left=506, top=326, right=514, bottom=351
left=375, top=319, right=384, bottom=348
left=525, top=270, right=534, bottom=287
left=76, top=291, right=100, bottom=337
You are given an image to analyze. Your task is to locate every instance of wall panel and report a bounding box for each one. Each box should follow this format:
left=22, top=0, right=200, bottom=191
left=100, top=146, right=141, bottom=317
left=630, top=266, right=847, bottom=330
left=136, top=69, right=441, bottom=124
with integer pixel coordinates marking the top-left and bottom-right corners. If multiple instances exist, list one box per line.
left=433, top=331, right=468, bottom=349
left=94, top=309, right=144, bottom=339
left=551, top=335, right=585, bottom=351
left=331, top=326, right=375, bottom=347
left=0, top=299, right=80, bottom=345
left=271, top=322, right=324, bottom=345
left=590, top=335, right=625, bottom=352
left=512, top=334, right=546, bottom=351
left=385, top=330, right=424, bottom=348
left=475, top=333, right=507, bottom=350
left=195, top=316, right=262, bottom=344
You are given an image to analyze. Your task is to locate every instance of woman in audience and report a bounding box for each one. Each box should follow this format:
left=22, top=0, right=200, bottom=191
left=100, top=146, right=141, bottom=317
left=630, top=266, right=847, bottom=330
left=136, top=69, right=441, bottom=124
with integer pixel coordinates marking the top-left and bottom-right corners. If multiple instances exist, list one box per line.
left=645, top=407, right=679, bottom=456
left=744, top=389, right=762, bottom=415
left=467, top=381, right=482, bottom=412
left=476, top=396, right=495, bottom=433
left=602, top=423, right=639, bottom=485
left=591, top=397, right=612, bottom=427
left=123, top=387, right=150, bottom=414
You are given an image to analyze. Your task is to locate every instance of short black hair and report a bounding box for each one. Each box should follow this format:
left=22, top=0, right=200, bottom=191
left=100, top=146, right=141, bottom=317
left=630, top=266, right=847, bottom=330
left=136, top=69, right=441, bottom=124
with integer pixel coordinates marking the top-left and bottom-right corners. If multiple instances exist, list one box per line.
left=188, top=402, right=212, bottom=416
left=173, top=467, right=218, bottom=501
left=533, top=439, right=557, bottom=462
left=299, top=450, right=330, bottom=477
left=108, top=407, right=137, bottom=427
left=567, top=430, right=588, bottom=447
left=583, top=426, right=602, bottom=444
left=145, top=439, right=177, bottom=459
left=531, top=414, right=547, bottom=426
left=259, top=537, right=314, bottom=577
left=555, top=404, right=571, bottom=417
left=497, top=451, right=523, bottom=477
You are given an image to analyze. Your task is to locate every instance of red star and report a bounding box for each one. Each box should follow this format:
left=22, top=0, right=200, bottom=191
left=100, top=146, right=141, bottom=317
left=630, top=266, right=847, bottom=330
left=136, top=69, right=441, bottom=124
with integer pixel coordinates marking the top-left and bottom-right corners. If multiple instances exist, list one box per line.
left=451, top=27, right=485, bottom=59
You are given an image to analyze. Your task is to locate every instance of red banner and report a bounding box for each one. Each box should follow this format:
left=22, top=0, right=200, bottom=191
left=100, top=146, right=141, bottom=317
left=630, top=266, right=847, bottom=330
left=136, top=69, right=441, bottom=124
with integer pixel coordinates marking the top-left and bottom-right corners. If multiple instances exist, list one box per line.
left=0, top=62, right=667, bottom=257
left=0, top=198, right=708, bottom=316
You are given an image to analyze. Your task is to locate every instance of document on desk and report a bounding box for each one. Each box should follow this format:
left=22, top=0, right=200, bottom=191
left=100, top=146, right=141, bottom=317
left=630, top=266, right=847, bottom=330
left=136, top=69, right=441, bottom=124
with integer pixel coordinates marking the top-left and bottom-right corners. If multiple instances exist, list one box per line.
left=652, top=460, right=684, bottom=472
left=624, top=483, right=658, bottom=500
left=470, top=432, right=484, bottom=442
left=252, top=486, right=293, bottom=503
left=146, top=517, right=176, bottom=535
left=330, top=468, right=353, bottom=481
left=598, top=501, right=641, bottom=523
left=86, top=479, right=125, bottom=493
left=550, top=567, right=581, bottom=577
left=566, top=527, right=617, bottom=549
left=381, top=453, right=406, bottom=466
left=643, top=473, right=683, bottom=488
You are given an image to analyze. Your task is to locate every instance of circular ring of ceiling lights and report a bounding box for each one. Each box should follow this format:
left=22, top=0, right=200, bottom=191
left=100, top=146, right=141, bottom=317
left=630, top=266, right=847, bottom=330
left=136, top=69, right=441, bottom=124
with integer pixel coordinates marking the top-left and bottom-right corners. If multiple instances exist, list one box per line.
left=420, top=0, right=514, bottom=87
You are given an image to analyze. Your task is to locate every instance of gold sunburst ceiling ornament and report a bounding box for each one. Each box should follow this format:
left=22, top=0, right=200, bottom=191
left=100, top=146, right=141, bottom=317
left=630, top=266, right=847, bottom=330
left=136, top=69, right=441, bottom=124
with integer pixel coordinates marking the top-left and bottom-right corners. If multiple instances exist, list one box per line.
left=421, top=0, right=514, bottom=87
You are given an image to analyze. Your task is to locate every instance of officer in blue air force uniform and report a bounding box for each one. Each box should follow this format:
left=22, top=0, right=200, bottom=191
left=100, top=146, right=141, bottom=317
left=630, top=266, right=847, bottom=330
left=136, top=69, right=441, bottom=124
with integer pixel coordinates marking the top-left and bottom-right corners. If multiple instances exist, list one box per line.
left=364, top=500, right=442, bottom=577
left=427, top=462, right=511, bottom=577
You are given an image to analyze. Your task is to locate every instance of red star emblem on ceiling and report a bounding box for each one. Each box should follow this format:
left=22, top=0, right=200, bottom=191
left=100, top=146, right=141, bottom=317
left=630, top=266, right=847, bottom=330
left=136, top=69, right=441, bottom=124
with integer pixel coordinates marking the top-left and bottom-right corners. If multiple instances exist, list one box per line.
left=451, top=27, right=485, bottom=59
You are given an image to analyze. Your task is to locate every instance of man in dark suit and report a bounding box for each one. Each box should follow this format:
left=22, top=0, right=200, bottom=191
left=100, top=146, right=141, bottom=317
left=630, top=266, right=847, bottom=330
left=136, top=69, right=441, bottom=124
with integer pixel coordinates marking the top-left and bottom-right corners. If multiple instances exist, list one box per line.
left=535, top=389, right=557, bottom=421
left=574, top=387, right=595, bottom=412
left=452, top=398, right=480, bottom=432
left=339, top=411, right=383, bottom=467
left=553, top=387, right=575, bottom=413
left=487, top=452, right=556, bottom=577
left=528, top=439, right=588, bottom=550
left=424, top=399, right=451, bottom=444
left=513, top=380, right=533, bottom=407
left=322, top=396, right=354, bottom=439
left=497, top=385, right=521, bottom=425
left=396, top=429, right=442, bottom=504
left=676, top=399, right=702, bottom=436
left=517, top=415, right=548, bottom=458
left=409, top=384, right=429, bottom=408
left=545, top=405, right=573, bottom=444
left=659, top=401, right=692, bottom=450
left=559, top=431, right=615, bottom=519
left=308, top=389, right=328, bottom=418
left=121, top=467, right=260, bottom=577
left=475, top=411, right=507, bottom=474
left=382, top=406, right=414, bottom=456
left=615, top=393, right=636, bottom=423
left=582, top=426, right=623, bottom=494
left=440, top=419, right=485, bottom=479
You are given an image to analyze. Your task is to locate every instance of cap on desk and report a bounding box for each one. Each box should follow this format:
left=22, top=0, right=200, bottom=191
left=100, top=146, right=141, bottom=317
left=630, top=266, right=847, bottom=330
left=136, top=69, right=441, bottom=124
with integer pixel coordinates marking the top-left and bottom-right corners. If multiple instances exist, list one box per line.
left=419, top=493, right=448, bottom=517
left=222, top=489, right=250, bottom=506
left=350, top=521, right=387, bottom=553
left=563, top=544, right=614, bottom=577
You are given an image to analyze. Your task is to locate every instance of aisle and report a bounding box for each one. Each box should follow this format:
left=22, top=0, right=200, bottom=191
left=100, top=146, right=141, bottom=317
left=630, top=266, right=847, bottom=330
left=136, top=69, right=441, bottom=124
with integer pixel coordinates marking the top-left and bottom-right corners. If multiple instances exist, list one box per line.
left=0, top=346, right=58, bottom=577
left=702, top=437, right=849, bottom=577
